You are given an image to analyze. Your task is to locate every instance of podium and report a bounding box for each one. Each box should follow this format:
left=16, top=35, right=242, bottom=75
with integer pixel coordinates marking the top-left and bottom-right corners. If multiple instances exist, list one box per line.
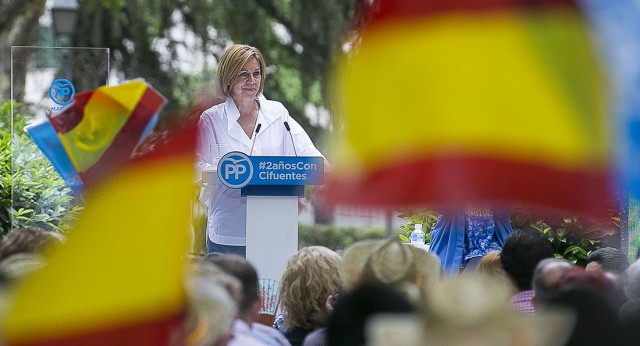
left=215, top=152, right=324, bottom=281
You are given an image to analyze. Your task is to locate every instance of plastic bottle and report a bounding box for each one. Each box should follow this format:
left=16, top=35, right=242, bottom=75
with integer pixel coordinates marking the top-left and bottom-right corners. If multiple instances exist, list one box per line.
left=410, top=224, right=425, bottom=245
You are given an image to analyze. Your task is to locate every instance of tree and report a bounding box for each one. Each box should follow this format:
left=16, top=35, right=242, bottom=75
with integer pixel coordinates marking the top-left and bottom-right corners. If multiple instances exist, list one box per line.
left=70, top=0, right=360, bottom=146
left=0, top=0, right=47, bottom=102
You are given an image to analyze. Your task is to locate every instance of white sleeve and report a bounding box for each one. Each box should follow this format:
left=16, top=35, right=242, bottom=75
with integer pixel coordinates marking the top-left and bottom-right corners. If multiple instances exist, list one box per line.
left=286, top=115, right=325, bottom=158
left=195, top=113, right=216, bottom=173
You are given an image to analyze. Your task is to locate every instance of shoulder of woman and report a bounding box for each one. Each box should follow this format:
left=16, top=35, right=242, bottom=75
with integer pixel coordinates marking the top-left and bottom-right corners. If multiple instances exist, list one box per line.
left=200, top=103, right=224, bottom=119
left=260, top=97, right=287, bottom=113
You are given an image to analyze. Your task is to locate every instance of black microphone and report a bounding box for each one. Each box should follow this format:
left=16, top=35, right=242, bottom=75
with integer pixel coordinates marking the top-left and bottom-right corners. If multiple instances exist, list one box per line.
left=284, top=121, right=298, bottom=156
left=249, top=123, right=262, bottom=156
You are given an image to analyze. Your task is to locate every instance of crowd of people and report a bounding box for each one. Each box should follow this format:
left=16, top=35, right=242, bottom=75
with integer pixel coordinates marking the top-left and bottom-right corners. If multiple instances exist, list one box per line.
left=1, top=223, right=640, bottom=345
left=181, top=228, right=640, bottom=346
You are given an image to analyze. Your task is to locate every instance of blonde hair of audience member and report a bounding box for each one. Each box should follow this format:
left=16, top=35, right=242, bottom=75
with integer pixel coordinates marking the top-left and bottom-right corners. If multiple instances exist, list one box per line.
left=360, top=239, right=442, bottom=303
left=185, top=262, right=240, bottom=346
left=280, top=246, right=344, bottom=329
left=476, top=250, right=504, bottom=281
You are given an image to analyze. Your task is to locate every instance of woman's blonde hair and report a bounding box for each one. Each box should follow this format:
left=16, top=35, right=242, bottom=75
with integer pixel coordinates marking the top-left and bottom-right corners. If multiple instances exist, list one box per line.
left=216, top=44, right=267, bottom=98
left=477, top=250, right=504, bottom=280
left=280, top=246, right=344, bottom=329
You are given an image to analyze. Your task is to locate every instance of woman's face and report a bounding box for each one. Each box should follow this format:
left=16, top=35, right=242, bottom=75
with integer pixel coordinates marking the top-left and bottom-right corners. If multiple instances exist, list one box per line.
left=230, top=57, right=261, bottom=100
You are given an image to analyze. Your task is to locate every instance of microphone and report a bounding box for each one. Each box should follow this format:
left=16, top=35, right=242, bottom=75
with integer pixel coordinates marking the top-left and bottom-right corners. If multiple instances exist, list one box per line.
left=249, top=123, right=262, bottom=156
left=284, top=121, right=298, bottom=156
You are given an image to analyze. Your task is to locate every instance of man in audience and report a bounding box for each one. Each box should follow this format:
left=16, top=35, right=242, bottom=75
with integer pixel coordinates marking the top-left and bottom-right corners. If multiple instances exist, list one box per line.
left=500, top=228, right=554, bottom=314
left=532, top=258, right=575, bottom=308
left=204, top=253, right=291, bottom=346
left=585, top=247, right=629, bottom=276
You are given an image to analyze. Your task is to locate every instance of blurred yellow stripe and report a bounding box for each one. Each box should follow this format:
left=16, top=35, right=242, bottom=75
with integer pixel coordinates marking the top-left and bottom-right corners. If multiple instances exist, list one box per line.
left=334, top=8, right=609, bottom=171
left=3, top=156, right=191, bottom=343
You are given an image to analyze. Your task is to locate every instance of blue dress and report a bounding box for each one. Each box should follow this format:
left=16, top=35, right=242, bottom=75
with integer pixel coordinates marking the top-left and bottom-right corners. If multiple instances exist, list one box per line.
left=429, top=208, right=512, bottom=275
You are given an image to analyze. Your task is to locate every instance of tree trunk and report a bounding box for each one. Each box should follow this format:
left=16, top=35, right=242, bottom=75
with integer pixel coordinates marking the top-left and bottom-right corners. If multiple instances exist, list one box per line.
left=0, top=0, right=46, bottom=103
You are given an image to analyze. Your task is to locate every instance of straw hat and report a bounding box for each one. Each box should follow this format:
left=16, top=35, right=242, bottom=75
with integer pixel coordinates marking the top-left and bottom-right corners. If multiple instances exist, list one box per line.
left=367, top=274, right=575, bottom=346
left=360, top=239, right=442, bottom=288
left=363, top=239, right=417, bottom=286
left=341, top=239, right=384, bottom=288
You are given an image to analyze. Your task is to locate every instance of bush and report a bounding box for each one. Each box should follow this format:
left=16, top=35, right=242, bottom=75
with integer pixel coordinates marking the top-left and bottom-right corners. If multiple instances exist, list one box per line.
left=0, top=101, right=82, bottom=237
left=298, top=224, right=394, bottom=252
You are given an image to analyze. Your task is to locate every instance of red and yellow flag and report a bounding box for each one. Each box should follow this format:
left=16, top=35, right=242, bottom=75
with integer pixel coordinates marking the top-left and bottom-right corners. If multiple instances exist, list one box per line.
left=46, top=80, right=166, bottom=191
left=326, top=0, right=614, bottom=216
left=2, top=117, right=197, bottom=345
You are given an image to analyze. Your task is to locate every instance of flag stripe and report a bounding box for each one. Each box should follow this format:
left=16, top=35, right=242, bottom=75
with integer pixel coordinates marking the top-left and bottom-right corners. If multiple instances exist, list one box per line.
left=9, top=313, right=185, bottom=346
left=325, top=155, right=612, bottom=217
left=335, top=8, right=608, bottom=170
left=369, top=0, right=578, bottom=22
left=3, top=120, right=195, bottom=344
left=47, top=91, right=93, bottom=133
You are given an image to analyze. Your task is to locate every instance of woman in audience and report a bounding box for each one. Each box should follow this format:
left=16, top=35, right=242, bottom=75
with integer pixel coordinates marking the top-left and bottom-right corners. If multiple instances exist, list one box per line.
left=279, top=246, right=344, bottom=346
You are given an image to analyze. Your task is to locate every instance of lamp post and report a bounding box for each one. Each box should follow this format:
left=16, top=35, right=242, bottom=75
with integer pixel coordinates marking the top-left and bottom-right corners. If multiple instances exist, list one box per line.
left=51, top=0, right=80, bottom=41
left=51, top=0, right=79, bottom=88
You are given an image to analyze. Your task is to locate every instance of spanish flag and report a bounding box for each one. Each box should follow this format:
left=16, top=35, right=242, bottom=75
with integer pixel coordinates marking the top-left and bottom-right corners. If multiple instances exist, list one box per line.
left=26, top=80, right=165, bottom=194
left=326, top=0, right=614, bottom=217
left=2, top=118, right=197, bottom=345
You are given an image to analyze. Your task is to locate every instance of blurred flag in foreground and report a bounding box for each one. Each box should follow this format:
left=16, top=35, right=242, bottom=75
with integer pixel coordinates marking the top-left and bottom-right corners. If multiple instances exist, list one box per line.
left=580, top=0, right=640, bottom=201
left=2, top=118, right=197, bottom=345
left=26, top=80, right=165, bottom=195
left=326, top=0, right=614, bottom=217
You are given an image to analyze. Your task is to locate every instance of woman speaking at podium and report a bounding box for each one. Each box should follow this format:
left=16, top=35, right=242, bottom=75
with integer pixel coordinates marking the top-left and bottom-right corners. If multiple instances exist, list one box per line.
left=196, top=44, right=325, bottom=256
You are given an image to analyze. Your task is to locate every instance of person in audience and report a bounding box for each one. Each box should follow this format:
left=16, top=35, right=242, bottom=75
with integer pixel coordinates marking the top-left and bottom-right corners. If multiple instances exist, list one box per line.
left=204, top=253, right=291, bottom=346
left=279, top=246, right=344, bottom=346
left=415, top=274, right=573, bottom=346
left=0, top=227, right=63, bottom=261
left=340, top=239, right=382, bottom=289
left=325, top=282, right=416, bottom=346
left=585, top=246, right=630, bottom=276
left=623, top=258, right=640, bottom=301
left=531, top=257, right=575, bottom=308
left=185, top=261, right=240, bottom=346
left=618, top=258, right=640, bottom=344
left=500, top=228, right=554, bottom=314
left=359, top=238, right=442, bottom=304
left=545, top=269, right=624, bottom=346
left=0, top=227, right=64, bottom=283
left=476, top=250, right=504, bottom=282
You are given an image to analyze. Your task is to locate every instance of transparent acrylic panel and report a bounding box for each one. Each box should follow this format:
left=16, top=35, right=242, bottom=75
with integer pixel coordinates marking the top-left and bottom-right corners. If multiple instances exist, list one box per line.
left=9, top=46, right=109, bottom=233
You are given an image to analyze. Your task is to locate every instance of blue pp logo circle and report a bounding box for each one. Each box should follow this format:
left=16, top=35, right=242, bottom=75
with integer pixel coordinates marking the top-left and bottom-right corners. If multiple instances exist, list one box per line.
left=49, top=79, right=75, bottom=106
left=218, top=151, right=253, bottom=189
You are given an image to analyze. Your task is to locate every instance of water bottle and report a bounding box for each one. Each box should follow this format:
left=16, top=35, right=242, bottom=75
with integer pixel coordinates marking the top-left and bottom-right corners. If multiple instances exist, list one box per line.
left=410, top=224, right=425, bottom=245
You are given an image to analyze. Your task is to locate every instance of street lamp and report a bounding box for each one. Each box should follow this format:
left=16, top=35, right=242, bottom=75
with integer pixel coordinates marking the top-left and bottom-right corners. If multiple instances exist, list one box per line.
left=51, top=0, right=80, bottom=38
left=51, top=0, right=80, bottom=89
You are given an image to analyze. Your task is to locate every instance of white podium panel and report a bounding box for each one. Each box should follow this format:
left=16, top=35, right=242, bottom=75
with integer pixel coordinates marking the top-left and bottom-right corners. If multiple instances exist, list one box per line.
left=246, top=196, right=298, bottom=282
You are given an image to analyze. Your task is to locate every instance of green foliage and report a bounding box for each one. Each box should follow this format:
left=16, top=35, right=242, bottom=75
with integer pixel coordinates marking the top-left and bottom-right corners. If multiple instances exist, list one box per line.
left=510, top=206, right=619, bottom=265
left=396, top=209, right=437, bottom=244
left=72, top=0, right=359, bottom=148
left=398, top=205, right=619, bottom=265
left=0, top=101, right=82, bottom=236
left=298, top=224, right=391, bottom=252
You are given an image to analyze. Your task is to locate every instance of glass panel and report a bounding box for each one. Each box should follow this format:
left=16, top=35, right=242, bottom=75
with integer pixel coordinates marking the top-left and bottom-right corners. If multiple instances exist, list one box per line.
left=9, top=46, right=109, bottom=234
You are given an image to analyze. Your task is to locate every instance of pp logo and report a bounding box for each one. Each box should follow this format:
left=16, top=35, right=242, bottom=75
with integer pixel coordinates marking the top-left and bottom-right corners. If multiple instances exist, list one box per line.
left=49, top=79, right=75, bottom=106
left=217, top=151, right=253, bottom=189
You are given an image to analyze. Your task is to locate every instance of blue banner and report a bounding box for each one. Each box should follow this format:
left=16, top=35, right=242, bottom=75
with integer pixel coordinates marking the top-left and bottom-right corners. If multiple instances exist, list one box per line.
left=217, top=152, right=324, bottom=189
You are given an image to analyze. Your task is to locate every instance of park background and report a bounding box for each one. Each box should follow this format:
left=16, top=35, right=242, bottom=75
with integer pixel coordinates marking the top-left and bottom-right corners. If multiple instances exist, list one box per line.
left=1, top=0, right=639, bottom=263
